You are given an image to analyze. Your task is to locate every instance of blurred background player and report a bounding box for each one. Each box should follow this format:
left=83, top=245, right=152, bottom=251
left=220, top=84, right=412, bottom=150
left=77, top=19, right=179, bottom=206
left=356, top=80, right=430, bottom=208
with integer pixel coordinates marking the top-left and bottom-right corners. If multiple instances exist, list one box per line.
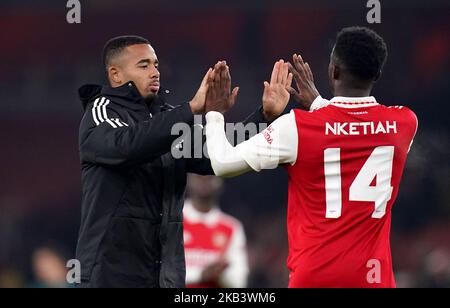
left=29, top=245, right=69, bottom=288
left=183, top=174, right=249, bottom=288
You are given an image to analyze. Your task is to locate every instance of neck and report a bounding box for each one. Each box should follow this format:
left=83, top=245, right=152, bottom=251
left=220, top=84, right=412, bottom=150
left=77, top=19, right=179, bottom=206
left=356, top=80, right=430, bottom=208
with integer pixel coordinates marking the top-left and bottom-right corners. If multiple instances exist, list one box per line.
left=333, top=79, right=373, bottom=97
left=333, top=87, right=372, bottom=97
left=191, top=197, right=215, bottom=213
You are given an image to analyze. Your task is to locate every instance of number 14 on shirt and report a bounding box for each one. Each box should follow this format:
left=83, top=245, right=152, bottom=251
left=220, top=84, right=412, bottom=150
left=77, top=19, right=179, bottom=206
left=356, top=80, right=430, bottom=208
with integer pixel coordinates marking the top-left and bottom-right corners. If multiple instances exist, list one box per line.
left=324, top=146, right=394, bottom=219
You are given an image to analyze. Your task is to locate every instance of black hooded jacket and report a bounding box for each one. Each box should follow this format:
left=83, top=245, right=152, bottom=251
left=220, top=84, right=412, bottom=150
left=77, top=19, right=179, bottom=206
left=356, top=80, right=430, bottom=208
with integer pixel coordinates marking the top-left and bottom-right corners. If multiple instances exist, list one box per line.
left=75, top=81, right=267, bottom=287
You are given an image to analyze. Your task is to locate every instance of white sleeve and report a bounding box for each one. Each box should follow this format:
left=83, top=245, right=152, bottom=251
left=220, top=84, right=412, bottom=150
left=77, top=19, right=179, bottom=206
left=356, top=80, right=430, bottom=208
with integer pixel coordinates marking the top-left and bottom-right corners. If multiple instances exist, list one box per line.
left=204, top=112, right=254, bottom=177
left=310, top=95, right=330, bottom=110
left=205, top=111, right=298, bottom=176
left=219, top=223, right=249, bottom=288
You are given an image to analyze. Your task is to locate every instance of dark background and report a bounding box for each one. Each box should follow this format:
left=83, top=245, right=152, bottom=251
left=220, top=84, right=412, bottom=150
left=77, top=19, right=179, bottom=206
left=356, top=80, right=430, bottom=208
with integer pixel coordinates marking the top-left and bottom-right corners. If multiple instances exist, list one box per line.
left=0, top=0, right=449, bottom=287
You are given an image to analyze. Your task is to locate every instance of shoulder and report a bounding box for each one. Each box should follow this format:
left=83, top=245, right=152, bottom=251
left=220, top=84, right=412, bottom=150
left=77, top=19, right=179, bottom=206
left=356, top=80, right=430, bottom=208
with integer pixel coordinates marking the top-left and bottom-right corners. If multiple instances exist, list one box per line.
left=291, top=105, right=333, bottom=123
left=377, top=105, right=418, bottom=139
left=383, top=105, right=418, bottom=126
left=85, top=95, right=121, bottom=114
left=398, top=106, right=417, bottom=122
left=81, top=96, right=128, bottom=129
left=384, top=104, right=415, bottom=114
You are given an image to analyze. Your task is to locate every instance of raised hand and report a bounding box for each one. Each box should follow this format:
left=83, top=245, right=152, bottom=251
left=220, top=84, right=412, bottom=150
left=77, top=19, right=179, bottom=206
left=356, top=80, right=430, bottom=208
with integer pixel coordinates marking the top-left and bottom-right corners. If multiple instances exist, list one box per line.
left=205, top=61, right=239, bottom=114
left=189, top=67, right=213, bottom=114
left=262, top=60, right=293, bottom=122
left=288, top=54, right=320, bottom=110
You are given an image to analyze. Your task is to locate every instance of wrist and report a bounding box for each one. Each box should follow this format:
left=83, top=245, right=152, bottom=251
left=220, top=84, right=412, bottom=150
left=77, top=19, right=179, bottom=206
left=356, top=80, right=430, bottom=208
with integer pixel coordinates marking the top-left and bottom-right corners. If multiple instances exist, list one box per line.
left=262, top=109, right=277, bottom=123
left=205, top=111, right=225, bottom=124
left=205, top=106, right=225, bottom=115
left=189, top=100, right=203, bottom=114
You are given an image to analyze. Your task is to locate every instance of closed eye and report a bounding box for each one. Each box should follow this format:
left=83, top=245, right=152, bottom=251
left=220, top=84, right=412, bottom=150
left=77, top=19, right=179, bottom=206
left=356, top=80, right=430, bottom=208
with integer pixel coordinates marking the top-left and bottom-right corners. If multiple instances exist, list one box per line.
left=136, top=59, right=158, bottom=70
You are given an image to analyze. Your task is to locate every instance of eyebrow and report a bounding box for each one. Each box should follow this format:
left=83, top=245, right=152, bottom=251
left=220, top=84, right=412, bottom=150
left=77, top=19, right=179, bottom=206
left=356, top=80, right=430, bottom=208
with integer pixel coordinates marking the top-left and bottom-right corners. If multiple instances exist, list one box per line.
left=136, top=59, right=158, bottom=66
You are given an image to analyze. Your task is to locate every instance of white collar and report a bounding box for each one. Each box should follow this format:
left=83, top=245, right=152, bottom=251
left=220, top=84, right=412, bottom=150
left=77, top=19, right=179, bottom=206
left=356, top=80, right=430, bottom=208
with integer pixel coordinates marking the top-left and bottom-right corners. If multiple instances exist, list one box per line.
left=330, top=96, right=379, bottom=108
left=183, top=200, right=221, bottom=226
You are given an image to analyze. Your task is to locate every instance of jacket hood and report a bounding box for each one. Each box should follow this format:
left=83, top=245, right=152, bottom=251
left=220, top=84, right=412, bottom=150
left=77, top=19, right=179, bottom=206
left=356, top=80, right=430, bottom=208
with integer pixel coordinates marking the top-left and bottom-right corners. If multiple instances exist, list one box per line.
left=78, top=84, right=102, bottom=109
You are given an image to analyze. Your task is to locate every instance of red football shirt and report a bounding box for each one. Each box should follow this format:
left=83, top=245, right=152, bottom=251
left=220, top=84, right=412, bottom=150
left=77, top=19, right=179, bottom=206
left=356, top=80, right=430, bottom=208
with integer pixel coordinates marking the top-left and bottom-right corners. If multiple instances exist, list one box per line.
left=205, top=96, right=418, bottom=288
left=183, top=201, right=249, bottom=288
left=285, top=97, right=418, bottom=287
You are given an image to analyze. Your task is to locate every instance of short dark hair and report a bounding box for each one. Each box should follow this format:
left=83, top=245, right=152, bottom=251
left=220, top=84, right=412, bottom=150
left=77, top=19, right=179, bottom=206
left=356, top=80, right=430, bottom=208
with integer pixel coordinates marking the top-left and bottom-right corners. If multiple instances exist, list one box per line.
left=334, top=26, right=388, bottom=81
left=102, top=35, right=150, bottom=70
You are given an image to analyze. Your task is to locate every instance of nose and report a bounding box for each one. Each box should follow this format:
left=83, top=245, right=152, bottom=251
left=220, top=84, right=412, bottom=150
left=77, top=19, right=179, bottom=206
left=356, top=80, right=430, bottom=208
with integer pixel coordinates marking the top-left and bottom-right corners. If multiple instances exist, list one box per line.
left=150, top=65, right=160, bottom=79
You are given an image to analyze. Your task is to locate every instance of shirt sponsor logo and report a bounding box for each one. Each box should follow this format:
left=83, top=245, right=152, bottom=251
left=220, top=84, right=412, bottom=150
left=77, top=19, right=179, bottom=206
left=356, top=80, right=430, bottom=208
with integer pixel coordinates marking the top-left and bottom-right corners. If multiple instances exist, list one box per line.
left=263, top=125, right=274, bottom=144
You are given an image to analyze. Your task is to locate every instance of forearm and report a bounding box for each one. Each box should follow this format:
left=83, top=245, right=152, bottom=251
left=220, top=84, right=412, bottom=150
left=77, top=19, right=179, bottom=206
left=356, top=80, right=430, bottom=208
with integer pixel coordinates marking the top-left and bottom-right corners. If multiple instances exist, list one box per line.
left=81, top=103, right=194, bottom=165
left=205, top=110, right=299, bottom=176
left=187, top=106, right=268, bottom=174
left=242, top=106, right=267, bottom=126
left=205, top=112, right=253, bottom=177
left=230, top=106, right=268, bottom=144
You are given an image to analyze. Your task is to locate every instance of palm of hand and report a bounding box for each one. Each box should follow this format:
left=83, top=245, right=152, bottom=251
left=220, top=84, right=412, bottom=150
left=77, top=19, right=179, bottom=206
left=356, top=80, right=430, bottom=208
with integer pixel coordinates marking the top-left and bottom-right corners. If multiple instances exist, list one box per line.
left=263, top=84, right=289, bottom=114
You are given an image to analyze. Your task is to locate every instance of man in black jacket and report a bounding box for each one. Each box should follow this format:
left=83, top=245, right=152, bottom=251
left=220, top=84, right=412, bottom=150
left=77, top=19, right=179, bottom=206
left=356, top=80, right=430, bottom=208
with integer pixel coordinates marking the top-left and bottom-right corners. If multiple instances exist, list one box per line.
left=76, top=35, right=287, bottom=287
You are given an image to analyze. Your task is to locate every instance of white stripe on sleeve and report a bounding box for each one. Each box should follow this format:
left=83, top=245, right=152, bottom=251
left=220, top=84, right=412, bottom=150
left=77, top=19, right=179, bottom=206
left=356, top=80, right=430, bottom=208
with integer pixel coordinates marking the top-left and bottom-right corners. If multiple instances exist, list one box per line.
left=96, top=97, right=106, bottom=123
left=91, top=98, right=100, bottom=126
left=91, top=97, right=128, bottom=128
left=102, top=100, right=117, bottom=128
left=113, top=118, right=123, bottom=127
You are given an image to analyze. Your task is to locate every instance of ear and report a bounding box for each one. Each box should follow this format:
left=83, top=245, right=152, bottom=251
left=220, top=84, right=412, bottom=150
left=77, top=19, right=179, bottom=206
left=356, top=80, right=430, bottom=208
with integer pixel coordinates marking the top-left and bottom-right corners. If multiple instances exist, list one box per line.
left=373, top=70, right=382, bottom=82
left=108, top=66, right=122, bottom=85
left=332, top=64, right=340, bottom=80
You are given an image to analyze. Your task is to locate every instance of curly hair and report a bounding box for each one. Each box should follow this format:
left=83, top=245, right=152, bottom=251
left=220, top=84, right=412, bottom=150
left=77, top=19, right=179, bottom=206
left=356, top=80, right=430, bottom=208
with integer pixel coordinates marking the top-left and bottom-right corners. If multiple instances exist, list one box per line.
left=334, top=27, right=388, bottom=81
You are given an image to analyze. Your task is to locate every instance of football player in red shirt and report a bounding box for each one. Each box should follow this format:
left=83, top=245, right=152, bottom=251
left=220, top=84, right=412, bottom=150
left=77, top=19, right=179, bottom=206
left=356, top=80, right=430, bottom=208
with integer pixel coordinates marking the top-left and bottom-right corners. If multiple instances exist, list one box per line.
left=183, top=174, right=249, bottom=288
left=204, top=27, right=418, bottom=288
